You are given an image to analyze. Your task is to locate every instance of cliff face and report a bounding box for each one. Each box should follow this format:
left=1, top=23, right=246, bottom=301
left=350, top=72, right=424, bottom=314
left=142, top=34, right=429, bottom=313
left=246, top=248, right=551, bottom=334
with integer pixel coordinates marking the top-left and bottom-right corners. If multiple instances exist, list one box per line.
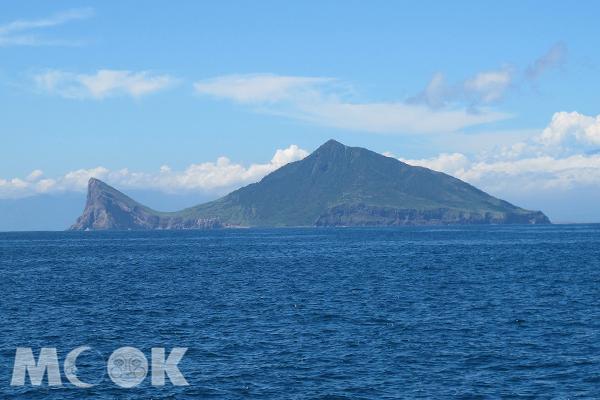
left=68, top=140, right=551, bottom=230
left=67, top=179, right=224, bottom=231
left=314, top=204, right=550, bottom=227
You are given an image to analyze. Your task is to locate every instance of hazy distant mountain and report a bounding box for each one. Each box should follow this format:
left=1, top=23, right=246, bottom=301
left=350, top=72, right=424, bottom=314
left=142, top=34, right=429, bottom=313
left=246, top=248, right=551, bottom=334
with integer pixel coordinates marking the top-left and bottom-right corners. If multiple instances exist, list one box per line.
left=68, top=140, right=550, bottom=230
left=0, top=193, right=85, bottom=232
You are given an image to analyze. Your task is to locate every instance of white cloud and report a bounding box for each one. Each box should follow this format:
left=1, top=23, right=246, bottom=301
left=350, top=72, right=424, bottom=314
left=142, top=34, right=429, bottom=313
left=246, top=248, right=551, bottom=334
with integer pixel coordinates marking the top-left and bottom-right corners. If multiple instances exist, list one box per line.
left=540, top=111, right=600, bottom=148
left=0, top=8, right=94, bottom=46
left=399, top=111, right=600, bottom=194
left=26, top=170, right=44, bottom=182
left=402, top=152, right=600, bottom=193
left=0, top=145, right=309, bottom=200
left=400, top=153, right=471, bottom=177
left=429, top=129, right=540, bottom=154
left=196, top=73, right=514, bottom=133
left=463, top=65, right=515, bottom=104
left=293, top=101, right=512, bottom=134
left=35, top=70, right=178, bottom=99
left=196, top=45, right=568, bottom=133
left=194, top=73, right=512, bottom=134
left=194, top=74, right=332, bottom=103
left=270, top=145, right=310, bottom=166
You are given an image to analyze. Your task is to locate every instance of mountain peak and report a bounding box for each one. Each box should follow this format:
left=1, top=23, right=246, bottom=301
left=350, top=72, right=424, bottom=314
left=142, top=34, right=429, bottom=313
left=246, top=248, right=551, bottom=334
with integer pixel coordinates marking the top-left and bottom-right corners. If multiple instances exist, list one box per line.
left=321, top=139, right=344, bottom=147
left=87, top=177, right=100, bottom=188
left=88, top=177, right=104, bottom=190
left=317, top=139, right=346, bottom=151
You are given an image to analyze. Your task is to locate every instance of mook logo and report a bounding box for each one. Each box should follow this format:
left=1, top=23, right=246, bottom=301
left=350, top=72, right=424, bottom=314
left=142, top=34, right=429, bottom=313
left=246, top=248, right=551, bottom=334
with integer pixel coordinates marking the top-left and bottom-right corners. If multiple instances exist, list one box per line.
left=10, top=347, right=189, bottom=388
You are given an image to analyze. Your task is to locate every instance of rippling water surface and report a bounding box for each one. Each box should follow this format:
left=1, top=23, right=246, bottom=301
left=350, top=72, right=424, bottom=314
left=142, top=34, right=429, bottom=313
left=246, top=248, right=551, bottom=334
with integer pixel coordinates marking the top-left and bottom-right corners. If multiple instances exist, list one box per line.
left=1, top=225, right=600, bottom=399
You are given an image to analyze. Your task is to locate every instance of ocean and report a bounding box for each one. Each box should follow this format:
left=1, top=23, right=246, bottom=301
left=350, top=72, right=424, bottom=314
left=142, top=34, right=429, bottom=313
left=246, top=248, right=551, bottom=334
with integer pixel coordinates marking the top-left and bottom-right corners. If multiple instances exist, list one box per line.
left=1, top=225, right=599, bottom=399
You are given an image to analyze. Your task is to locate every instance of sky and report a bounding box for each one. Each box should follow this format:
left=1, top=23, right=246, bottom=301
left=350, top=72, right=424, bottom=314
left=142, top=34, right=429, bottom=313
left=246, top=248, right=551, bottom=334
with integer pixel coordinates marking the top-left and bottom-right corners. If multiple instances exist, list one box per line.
left=1, top=1, right=600, bottom=222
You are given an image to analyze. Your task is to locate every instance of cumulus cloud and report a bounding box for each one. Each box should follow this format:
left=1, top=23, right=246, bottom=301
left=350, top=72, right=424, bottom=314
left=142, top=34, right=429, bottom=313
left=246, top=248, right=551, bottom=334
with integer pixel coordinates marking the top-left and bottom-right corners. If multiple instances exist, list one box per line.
left=399, top=111, right=600, bottom=194
left=34, top=70, right=178, bottom=99
left=0, top=8, right=93, bottom=46
left=400, top=153, right=471, bottom=177
left=540, top=111, right=600, bottom=148
left=194, top=73, right=511, bottom=134
left=0, top=145, right=309, bottom=200
left=403, top=152, right=600, bottom=193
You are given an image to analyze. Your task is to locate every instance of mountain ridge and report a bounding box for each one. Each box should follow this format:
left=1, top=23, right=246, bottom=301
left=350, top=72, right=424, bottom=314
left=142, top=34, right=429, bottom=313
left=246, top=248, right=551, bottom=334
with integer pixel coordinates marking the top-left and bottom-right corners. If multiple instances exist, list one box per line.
left=68, top=140, right=550, bottom=230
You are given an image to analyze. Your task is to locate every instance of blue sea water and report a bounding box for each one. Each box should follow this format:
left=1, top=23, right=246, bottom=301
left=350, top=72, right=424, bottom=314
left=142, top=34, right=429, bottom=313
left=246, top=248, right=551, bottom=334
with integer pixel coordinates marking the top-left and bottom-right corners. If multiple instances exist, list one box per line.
left=1, top=225, right=600, bottom=399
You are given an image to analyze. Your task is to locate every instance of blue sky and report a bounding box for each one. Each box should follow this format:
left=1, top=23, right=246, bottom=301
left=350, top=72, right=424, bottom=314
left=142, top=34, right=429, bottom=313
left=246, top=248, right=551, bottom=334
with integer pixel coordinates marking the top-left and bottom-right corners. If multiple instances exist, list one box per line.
left=1, top=1, right=600, bottom=221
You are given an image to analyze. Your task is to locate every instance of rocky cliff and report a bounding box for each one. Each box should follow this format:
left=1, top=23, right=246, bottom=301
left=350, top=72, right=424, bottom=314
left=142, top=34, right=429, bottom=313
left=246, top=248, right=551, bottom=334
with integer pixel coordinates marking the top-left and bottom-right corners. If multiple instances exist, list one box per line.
left=68, top=178, right=225, bottom=230
left=314, top=204, right=550, bottom=226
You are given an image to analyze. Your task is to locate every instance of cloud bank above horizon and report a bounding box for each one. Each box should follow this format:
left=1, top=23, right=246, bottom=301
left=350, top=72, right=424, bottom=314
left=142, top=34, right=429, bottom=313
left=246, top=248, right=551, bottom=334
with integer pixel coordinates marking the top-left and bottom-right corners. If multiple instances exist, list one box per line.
left=0, top=145, right=309, bottom=200
left=399, top=111, right=600, bottom=195
left=2, top=111, right=600, bottom=205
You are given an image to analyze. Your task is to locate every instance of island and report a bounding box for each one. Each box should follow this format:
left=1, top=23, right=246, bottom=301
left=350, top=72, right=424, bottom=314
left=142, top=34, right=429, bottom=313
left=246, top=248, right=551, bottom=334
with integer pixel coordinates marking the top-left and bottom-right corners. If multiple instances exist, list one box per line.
left=68, top=140, right=550, bottom=230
